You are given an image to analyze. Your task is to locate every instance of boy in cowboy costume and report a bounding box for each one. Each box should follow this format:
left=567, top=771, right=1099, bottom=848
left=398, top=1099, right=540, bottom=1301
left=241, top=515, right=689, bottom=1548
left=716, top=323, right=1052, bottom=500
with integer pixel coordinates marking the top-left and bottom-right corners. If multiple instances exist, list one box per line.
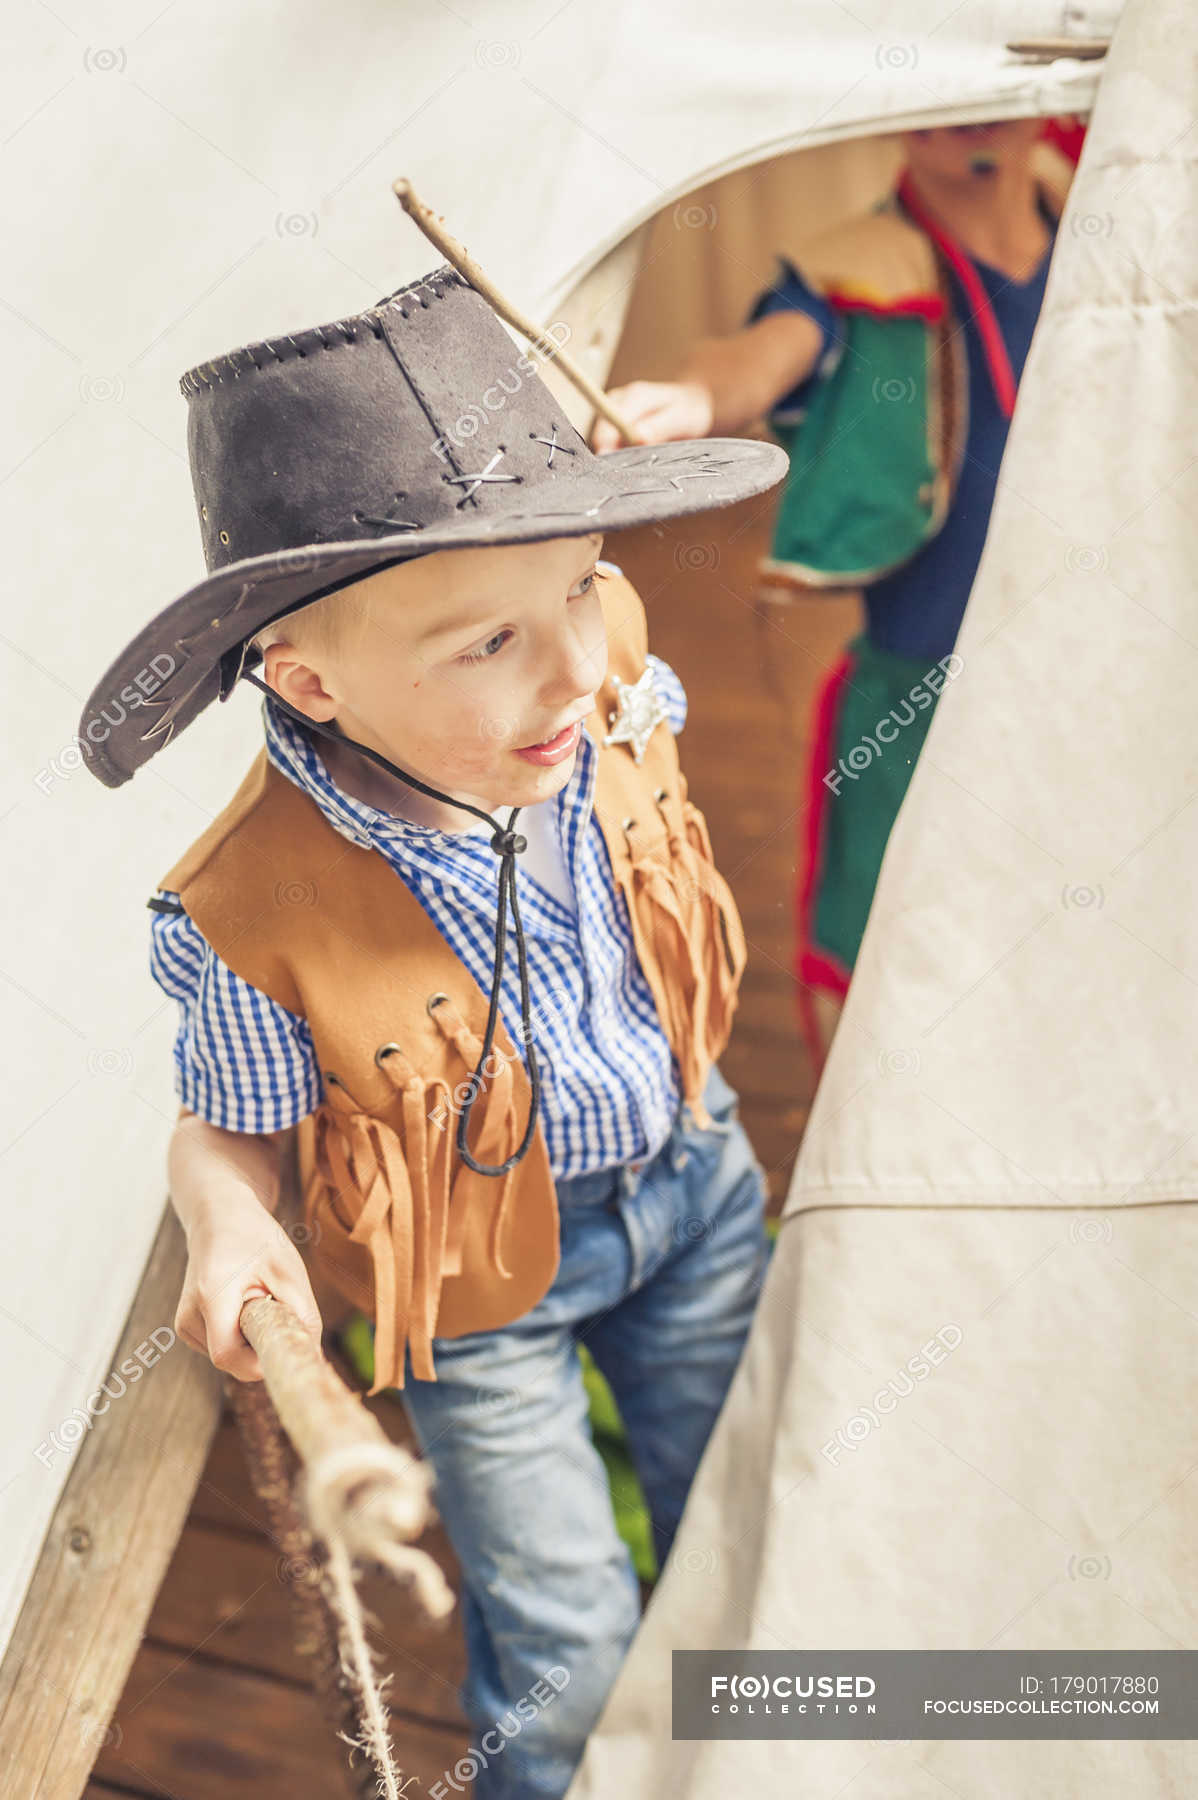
left=594, top=116, right=1083, bottom=1061
left=78, top=265, right=787, bottom=1800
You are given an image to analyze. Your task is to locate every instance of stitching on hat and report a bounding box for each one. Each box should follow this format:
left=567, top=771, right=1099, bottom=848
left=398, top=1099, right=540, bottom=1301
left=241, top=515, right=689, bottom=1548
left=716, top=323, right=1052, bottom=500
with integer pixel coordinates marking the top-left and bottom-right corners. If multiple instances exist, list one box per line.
left=377, top=268, right=466, bottom=322
left=176, top=267, right=466, bottom=396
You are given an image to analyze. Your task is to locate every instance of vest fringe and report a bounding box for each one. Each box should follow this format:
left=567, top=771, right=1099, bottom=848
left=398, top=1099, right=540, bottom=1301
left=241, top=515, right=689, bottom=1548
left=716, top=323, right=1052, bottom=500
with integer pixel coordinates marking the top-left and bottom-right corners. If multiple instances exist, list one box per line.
left=681, top=798, right=746, bottom=1064
left=628, top=857, right=709, bottom=1111
left=311, top=1103, right=423, bottom=1393
left=428, top=997, right=521, bottom=1278
left=306, top=1008, right=526, bottom=1395
left=621, top=798, right=747, bottom=1129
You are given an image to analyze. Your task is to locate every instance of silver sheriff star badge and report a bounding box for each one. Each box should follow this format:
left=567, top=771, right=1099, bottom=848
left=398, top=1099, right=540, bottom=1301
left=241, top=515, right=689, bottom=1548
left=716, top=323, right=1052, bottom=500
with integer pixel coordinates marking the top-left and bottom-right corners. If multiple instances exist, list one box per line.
left=603, top=664, right=668, bottom=764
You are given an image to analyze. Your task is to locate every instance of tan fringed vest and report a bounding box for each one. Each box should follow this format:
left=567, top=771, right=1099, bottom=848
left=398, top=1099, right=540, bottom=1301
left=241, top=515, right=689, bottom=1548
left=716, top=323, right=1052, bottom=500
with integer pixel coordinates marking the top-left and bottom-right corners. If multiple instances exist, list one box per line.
left=159, top=569, right=747, bottom=1393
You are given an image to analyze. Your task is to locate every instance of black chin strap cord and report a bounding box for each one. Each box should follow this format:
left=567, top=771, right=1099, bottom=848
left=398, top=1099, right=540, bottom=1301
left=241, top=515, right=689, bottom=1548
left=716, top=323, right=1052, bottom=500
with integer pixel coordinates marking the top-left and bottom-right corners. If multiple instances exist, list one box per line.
left=240, top=670, right=540, bottom=1178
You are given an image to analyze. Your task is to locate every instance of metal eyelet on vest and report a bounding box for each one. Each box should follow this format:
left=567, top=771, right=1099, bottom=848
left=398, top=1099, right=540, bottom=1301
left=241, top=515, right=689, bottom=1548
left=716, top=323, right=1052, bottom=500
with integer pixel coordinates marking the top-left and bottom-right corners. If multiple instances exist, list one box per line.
left=374, top=1042, right=402, bottom=1065
left=323, top=1068, right=367, bottom=1108
left=621, top=816, right=636, bottom=831
left=426, top=991, right=449, bottom=1015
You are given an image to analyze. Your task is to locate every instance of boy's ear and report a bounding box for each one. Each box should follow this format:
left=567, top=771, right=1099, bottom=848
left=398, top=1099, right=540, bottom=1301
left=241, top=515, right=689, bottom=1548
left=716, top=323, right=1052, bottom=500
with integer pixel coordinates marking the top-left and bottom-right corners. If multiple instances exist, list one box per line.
left=261, top=651, right=343, bottom=724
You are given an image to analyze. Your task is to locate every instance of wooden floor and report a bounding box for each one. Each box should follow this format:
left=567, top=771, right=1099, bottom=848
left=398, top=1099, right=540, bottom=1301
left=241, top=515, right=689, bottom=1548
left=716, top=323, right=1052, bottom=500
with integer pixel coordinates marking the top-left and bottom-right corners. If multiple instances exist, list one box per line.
left=85, top=501, right=858, bottom=1797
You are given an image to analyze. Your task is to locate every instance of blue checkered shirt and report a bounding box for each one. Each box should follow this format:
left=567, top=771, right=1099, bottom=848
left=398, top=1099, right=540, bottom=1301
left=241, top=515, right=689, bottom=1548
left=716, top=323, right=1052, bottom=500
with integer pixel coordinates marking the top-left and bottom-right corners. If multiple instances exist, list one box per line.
left=148, top=574, right=688, bottom=1178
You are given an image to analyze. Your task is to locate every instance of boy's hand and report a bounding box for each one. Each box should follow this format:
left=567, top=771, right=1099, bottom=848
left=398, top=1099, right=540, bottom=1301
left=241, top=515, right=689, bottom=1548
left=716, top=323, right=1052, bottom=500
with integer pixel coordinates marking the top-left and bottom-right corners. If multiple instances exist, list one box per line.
left=175, top=1201, right=323, bottom=1383
left=590, top=379, right=715, bottom=453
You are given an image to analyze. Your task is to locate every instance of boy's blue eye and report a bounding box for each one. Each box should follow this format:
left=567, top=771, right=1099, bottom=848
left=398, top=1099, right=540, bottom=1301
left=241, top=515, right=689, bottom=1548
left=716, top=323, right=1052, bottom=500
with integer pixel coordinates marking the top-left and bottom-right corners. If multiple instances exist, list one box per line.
left=456, top=569, right=599, bottom=665
left=458, top=629, right=511, bottom=665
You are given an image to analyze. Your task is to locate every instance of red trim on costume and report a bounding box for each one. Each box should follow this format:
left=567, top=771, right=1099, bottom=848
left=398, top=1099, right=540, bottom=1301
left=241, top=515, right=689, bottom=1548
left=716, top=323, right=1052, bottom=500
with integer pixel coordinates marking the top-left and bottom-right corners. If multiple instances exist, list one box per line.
left=895, top=169, right=1017, bottom=419
left=824, top=290, right=945, bottom=323
left=798, top=942, right=851, bottom=995
left=797, top=650, right=855, bottom=982
left=1039, top=115, right=1087, bottom=167
left=795, top=650, right=856, bottom=1071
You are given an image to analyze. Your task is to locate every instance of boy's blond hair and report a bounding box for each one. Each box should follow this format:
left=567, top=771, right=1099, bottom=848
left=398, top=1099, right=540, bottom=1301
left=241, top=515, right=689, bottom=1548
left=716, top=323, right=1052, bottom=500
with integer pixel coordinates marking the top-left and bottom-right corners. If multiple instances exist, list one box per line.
left=249, top=580, right=369, bottom=667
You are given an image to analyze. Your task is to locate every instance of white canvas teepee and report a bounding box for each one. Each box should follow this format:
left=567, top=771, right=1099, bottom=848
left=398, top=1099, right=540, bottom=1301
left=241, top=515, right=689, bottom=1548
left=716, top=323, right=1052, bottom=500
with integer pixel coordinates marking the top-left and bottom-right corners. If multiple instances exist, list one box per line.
left=3, top=0, right=1113, bottom=1698
left=566, top=0, right=1198, bottom=1795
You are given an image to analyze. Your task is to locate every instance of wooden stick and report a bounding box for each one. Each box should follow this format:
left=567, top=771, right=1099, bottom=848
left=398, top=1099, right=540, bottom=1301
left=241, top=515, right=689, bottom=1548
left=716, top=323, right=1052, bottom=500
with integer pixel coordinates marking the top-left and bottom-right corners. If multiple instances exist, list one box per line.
left=238, top=1295, right=453, bottom=1620
left=392, top=176, right=645, bottom=446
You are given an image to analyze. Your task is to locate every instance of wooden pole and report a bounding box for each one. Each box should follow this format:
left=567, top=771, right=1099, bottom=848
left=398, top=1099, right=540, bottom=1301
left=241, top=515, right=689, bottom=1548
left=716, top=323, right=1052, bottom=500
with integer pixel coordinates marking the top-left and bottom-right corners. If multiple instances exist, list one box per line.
left=237, top=1295, right=453, bottom=1620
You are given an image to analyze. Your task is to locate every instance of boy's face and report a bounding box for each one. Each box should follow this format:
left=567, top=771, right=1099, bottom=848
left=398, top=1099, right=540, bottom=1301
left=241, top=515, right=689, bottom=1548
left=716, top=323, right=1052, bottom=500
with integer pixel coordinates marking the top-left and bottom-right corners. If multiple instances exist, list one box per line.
left=264, top=530, right=610, bottom=820
left=901, top=118, right=1044, bottom=184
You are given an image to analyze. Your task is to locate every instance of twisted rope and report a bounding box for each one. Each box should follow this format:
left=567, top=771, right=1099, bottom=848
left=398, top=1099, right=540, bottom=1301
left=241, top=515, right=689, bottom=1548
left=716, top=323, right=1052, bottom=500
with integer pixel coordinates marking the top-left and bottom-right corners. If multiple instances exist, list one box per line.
left=231, top=1296, right=454, bottom=1797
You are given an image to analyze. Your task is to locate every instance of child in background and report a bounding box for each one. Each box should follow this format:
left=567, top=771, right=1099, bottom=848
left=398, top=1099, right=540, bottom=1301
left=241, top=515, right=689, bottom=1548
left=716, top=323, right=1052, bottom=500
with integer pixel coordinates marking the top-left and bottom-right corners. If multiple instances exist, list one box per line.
left=594, top=116, right=1082, bottom=1064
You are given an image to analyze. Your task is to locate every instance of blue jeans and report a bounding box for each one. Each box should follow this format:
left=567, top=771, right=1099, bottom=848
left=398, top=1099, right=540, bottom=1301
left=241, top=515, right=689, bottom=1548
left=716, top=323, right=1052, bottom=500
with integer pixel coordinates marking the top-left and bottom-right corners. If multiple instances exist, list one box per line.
left=398, top=1060, right=772, bottom=1800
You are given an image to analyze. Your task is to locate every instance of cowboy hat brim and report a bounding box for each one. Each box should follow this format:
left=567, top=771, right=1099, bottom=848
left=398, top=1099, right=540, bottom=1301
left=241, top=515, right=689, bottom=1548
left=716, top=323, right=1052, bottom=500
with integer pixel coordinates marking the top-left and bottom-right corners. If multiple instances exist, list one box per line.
left=78, top=435, right=788, bottom=788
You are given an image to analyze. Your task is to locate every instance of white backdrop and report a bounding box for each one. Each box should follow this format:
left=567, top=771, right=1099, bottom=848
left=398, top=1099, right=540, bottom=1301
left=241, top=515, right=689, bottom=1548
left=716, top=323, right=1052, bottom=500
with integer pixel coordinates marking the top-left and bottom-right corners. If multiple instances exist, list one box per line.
left=4, top=0, right=1111, bottom=1659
